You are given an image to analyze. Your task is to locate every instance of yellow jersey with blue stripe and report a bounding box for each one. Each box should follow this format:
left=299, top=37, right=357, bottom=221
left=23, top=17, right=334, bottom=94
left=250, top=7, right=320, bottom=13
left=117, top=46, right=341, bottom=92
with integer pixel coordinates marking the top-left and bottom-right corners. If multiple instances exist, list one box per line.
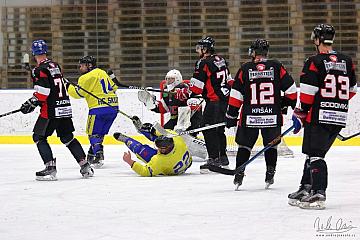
left=132, top=135, right=192, bottom=177
left=68, top=68, right=118, bottom=114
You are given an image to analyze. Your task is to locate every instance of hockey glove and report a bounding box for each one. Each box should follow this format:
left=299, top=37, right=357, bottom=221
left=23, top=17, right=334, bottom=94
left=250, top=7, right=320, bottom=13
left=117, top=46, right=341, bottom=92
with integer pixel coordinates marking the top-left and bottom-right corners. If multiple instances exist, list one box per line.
left=140, top=123, right=156, bottom=135
left=20, top=96, right=40, bottom=114
left=174, top=87, right=191, bottom=101
left=292, top=108, right=307, bottom=134
left=225, top=115, right=238, bottom=128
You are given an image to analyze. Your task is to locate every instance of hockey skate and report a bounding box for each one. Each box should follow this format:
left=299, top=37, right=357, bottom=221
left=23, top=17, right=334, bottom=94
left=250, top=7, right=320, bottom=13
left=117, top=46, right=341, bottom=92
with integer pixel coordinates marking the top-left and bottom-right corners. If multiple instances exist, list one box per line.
left=91, top=151, right=104, bottom=168
left=36, top=166, right=57, bottom=181
left=80, top=162, right=94, bottom=178
left=220, top=155, right=230, bottom=169
left=200, top=158, right=221, bottom=174
left=113, top=132, right=128, bottom=143
left=287, top=184, right=311, bottom=206
left=36, top=159, right=57, bottom=181
left=298, top=190, right=326, bottom=210
left=234, top=172, right=245, bottom=191
left=265, top=166, right=276, bottom=189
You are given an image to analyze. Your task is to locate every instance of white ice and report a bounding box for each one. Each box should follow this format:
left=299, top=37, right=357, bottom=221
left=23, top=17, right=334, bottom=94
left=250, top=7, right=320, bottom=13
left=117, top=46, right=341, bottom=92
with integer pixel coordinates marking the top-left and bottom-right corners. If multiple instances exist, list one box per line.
left=0, top=144, right=359, bottom=240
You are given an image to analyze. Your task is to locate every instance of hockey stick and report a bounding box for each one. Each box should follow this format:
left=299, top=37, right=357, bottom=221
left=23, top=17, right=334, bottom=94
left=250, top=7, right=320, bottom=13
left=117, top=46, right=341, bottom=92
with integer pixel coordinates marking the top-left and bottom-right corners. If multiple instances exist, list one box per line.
left=64, top=78, right=133, bottom=120
left=208, top=125, right=295, bottom=176
left=337, top=131, right=360, bottom=141
left=107, top=69, right=201, bottom=98
left=163, top=122, right=226, bottom=137
left=0, top=109, right=22, bottom=118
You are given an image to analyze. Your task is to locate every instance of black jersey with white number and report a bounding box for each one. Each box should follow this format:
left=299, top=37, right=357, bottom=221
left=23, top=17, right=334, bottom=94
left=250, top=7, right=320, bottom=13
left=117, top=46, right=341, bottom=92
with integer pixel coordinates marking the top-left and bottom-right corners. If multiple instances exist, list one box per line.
left=299, top=51, right=357, bottom=127
left=189, top=55, right=232, bottom=102
left=228, top=59, right=297, bottom=128
left=31, top=59, right=72, bottom=119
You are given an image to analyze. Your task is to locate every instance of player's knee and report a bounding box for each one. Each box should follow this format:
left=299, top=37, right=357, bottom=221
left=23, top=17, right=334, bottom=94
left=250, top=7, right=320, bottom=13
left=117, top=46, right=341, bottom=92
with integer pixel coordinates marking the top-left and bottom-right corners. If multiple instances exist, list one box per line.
left=32, top=134, right=46, bottom=144
left=60, top=133, right=74, bottom=146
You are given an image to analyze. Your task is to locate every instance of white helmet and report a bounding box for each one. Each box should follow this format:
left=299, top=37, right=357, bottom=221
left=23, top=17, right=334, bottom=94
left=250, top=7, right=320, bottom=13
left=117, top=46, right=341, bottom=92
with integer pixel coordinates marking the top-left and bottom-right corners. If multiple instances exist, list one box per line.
left=165, top=69, right=183, bottom=91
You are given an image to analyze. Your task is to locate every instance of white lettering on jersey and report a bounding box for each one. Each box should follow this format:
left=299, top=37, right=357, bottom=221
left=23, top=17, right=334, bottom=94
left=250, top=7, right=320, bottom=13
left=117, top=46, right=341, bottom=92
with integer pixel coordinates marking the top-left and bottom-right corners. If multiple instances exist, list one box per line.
left=246, top=115, right=277, bottom=127
left=323, top=60, right=347, bottom=74
left=319, top=109, right=347, bottom=126
left=251, top=107, right=273, bottom=114
left=55, top=106, right=72, bottom=118
left=320, top=101, right=348, bottom=110
left=249, top=67, right=274, bottom=81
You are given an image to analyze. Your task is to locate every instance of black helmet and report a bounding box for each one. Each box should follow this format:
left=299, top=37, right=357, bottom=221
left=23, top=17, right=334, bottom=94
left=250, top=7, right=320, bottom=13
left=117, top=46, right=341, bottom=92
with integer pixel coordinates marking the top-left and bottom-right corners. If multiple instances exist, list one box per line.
left=248, top=39, right=269, bottom=57
left=197, top=36, right=215, bottom=53
left=155, top=135, right=174, bottom=154
left=311, top=24, right=335, bottom=44
left=79, top=55, right=97, bottom=66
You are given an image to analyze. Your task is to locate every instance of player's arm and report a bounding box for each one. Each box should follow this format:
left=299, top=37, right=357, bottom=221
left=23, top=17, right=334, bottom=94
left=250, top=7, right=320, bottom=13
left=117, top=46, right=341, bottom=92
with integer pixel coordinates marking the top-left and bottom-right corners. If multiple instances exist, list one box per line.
left=349, top=61, right=357, bottom=100
left=225, top=68, right=244, bottom=128
left=131, top=155, right=162, bottom=177
left=189, top=59, right=207, bottom=95
left=67, top=75, right=92, bottom=99
left=279, top=63, right=297, bottom=110
left=299, top=58, right=319, bottom=112
left=32, top=67, right=50, bottom=103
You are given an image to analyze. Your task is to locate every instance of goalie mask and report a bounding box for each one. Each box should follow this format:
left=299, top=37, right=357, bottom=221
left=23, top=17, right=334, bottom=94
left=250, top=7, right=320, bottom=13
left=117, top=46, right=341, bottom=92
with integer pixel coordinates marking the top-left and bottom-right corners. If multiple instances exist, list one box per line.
left=155, top=135, right=174, bottom=154
left=165, top=69, right=183, bottom=91
left=311, top=24, right=335, bottom=44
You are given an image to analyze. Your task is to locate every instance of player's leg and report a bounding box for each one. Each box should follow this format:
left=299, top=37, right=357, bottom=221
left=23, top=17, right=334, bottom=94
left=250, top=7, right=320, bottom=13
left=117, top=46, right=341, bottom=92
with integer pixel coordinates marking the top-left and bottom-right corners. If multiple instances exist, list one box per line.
left=57, top=118, right=94, bottom=178
left=298, top=124, right=341, bottom=209
left=114, top=132, right=157, bottom=163
left=261, top=127, right=281, bottom=189
left=233, top=127, right=258, bottom=189
left=200, top=101, right=223, bottom=172
left=33, top=117, right=57, bottom=181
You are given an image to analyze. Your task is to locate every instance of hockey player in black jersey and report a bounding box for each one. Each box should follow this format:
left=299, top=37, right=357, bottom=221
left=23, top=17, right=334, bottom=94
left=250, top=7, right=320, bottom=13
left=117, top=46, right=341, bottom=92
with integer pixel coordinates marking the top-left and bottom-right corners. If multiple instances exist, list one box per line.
left=226, top=39, right=297, bottom=190
left=174, top=36, right=234, bottom=173
left=289, top=24, right=357, bottom=209
left=20, top=39, right=94, bottom=180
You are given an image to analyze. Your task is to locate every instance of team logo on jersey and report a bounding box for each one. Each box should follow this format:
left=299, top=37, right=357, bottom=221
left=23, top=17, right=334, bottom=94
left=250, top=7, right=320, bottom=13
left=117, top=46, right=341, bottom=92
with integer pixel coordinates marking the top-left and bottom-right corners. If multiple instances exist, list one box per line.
left=329, top=55, right=337, bottom=62
left=323, top=60, right=347, bottom=74
left=256, top=64, right=266, bottom=71
left=213, top=58, right=226, bottom=69
left=248, top=67, right=274, bottom=81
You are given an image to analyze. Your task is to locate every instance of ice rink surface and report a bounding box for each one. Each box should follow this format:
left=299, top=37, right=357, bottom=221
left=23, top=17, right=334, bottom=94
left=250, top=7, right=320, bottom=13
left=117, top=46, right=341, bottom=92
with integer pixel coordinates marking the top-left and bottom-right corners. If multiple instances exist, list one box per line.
left=0, top=144, right=359, bottom=240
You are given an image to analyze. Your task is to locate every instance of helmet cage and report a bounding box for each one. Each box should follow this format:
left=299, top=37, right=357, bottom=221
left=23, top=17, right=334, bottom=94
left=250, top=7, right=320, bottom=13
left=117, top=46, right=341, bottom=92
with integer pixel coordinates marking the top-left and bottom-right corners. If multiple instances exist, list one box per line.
left=165, top=69, right=183, bottom=91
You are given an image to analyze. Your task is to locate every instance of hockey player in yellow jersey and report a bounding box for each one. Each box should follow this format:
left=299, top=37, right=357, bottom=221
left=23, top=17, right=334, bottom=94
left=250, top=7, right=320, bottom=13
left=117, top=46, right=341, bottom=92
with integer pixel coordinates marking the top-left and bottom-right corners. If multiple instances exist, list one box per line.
left=113, top=118, right=192, bottom=177
left=67, top=55, right=118, bottom=168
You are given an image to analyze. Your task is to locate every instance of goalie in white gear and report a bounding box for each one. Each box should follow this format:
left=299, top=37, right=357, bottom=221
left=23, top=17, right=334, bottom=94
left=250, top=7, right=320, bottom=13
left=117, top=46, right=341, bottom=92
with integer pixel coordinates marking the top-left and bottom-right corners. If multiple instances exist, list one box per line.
left=138, top=69, right=202, bottom=137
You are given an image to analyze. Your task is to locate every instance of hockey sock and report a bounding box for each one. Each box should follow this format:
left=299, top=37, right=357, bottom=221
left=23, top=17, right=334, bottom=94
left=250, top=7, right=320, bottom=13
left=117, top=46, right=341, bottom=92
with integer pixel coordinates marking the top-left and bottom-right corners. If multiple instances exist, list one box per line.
left=300, top=156, right=311, bottom=185
left=264, top=147, right=277, bottom=169
left=33, top=134, right=54, bottom=164
left=65, top=138, right=86, bottom=162
left=236, top=146, right=251, bottom=170
left=89, top=134, right=104, bottom=153
left=124, top=138, right=157, bottom=163
left=310, top=157, right=328, bottom=191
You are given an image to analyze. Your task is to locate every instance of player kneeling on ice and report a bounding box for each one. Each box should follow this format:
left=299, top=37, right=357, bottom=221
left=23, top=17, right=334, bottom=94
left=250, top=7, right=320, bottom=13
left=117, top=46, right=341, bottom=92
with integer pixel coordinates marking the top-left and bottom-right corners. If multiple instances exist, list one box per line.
left=114, top=122, right=192, bottom=177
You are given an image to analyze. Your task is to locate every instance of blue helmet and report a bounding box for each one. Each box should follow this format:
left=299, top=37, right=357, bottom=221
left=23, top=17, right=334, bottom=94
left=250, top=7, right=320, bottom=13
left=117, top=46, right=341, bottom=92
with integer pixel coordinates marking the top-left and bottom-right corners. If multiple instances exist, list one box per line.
left=31, top=39, right=48, bottom=56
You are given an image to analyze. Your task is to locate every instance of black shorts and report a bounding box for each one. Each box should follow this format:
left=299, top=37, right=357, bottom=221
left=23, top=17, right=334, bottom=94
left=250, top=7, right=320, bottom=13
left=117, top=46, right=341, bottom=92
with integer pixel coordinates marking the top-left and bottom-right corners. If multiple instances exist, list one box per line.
left=302, top=123, right=342, bottom=158
left=235, top=126, right=281, bottom=148
left=202, top=101, right=226, bottom=126
left=33, top=117, right=75, bottom=137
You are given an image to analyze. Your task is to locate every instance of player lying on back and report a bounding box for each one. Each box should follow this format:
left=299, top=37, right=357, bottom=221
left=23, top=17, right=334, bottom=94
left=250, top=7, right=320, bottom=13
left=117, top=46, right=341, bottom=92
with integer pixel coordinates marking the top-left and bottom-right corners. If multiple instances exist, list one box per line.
left=113, top=117, right=192, bottom=177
